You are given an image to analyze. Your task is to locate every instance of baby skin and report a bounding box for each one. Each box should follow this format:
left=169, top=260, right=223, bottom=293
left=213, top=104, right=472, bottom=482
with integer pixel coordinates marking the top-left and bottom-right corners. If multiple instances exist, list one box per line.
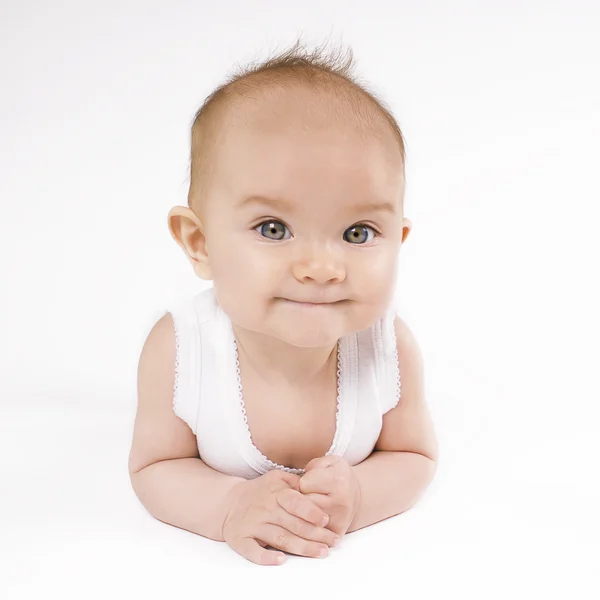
left=129, top=71, right=438, bottom=565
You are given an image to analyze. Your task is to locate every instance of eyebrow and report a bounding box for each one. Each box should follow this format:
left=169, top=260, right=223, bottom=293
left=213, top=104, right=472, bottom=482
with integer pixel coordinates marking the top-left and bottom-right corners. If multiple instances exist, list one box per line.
left=237, top=195, right=396, bottom=215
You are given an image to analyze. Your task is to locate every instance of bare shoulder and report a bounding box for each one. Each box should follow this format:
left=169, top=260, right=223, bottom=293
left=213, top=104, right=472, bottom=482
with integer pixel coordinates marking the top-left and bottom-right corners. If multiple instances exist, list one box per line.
left=393, top=316, right=425, bottom=373
left=128, top=312, right=198, bottom=476
left=375, top=315, right=439, bottom=462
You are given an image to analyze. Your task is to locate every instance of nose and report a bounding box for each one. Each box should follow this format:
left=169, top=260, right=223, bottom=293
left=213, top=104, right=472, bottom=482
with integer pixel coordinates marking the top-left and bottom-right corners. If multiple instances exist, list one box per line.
left=291, top=243, right=346, bottom=284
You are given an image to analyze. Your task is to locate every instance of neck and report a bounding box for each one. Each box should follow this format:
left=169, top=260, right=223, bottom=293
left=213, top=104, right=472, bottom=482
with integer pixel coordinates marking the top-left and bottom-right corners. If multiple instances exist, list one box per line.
left=231, top=323, right=337, bottom=388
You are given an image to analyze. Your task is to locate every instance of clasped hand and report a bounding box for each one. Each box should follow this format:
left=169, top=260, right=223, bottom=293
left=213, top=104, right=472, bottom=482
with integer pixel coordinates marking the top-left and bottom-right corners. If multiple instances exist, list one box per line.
left=222, top=455, right=361, bottom=565
left=299, top=455, right=362, bottom=537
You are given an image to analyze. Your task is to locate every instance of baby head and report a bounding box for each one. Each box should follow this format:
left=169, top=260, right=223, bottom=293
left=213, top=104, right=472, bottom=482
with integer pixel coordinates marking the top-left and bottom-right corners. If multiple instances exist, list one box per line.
left=168, top=41, right=411, bottom=349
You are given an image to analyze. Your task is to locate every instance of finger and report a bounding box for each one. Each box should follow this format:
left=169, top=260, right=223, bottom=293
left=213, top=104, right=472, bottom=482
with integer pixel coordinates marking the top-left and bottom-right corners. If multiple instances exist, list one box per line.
left=272, top=507, right=339, bottom=548
left=302, top=492, right=333, bottom=510
left=231, top=536, right=287, bottom=566
left=260, top=524, right=330, bottom=559
left=299, top=493, right=342, bottom=533
left=304, top=455, right=342, bottom=473
left=277, top=471, right=302, bottom=491
left=277, top=488, right=330, bottom=527
left=299, top=469, right=334, bottom=495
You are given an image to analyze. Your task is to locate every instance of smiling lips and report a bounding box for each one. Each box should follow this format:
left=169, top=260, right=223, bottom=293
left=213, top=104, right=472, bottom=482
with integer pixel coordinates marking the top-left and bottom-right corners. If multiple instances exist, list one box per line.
left=282, top=298, right=345, bottom=306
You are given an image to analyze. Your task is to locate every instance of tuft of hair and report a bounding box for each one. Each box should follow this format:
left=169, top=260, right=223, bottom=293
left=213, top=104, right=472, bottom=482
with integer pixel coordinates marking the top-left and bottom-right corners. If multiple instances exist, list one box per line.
left=187, top=38, right=405, bottom=213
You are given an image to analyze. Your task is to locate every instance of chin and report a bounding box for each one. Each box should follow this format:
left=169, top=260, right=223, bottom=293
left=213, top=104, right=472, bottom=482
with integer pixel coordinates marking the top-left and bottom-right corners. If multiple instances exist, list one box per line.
left=273, top=324, right=342, bottom=349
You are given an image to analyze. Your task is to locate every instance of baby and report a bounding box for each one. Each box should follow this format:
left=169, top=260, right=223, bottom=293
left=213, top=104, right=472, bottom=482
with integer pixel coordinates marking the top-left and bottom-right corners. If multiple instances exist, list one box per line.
left=128, top=41, right=438, bottom=566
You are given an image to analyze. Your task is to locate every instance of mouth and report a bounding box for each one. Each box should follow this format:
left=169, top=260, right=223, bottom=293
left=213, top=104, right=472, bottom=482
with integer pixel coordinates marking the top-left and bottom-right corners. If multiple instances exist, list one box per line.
left=279, top=298, right=346, bottom=307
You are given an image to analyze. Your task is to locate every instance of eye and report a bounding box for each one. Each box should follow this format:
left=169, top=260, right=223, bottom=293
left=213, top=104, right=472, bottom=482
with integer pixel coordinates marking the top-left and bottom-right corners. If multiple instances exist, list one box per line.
left=255, top=220, right=291, bottom=240
left=343, top=224, right=376, bottom=244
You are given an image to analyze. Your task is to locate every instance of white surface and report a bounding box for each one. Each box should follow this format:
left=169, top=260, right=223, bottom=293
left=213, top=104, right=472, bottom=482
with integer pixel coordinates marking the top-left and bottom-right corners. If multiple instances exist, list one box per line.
left=2, top=0, right=599, bottom=598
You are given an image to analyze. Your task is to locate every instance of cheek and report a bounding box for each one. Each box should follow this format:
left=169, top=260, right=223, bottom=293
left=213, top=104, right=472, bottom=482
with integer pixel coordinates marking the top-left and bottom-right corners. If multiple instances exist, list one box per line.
left=356, top=251, right=399, bottom=295
left=209, top=239, right=281, bottom=299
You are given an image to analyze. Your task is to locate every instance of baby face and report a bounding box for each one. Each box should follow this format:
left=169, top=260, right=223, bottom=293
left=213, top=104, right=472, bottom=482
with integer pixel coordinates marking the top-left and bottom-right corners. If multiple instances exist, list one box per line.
left=202, top=91, right=408, bottom=348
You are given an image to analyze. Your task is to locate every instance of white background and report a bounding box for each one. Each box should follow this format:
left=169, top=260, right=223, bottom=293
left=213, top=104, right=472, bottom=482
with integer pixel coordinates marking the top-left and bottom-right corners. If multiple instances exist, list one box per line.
left=2, top=0, right=599, bottom=597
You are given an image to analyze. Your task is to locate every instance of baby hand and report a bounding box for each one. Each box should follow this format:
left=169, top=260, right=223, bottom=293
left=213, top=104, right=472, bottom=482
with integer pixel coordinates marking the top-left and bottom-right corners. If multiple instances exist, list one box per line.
left=299, top=455, right=362, bottom=539
left=221, top=469, right=338, bottom=565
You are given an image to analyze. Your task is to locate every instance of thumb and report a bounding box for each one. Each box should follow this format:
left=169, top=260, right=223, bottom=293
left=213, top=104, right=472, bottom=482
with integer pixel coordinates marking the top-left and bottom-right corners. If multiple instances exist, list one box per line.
left=304, top=454, right=342, bottom=473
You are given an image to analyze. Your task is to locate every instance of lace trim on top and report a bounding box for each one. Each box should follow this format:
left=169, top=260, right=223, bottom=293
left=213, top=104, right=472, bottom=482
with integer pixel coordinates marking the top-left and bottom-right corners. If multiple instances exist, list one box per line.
left=232, top=337, right=342, bottom=476
left=171, top=313, right=181, bottom=414
left=327, top=341, right=344, bottom=455
left=388, top=309, right=402, bottom=410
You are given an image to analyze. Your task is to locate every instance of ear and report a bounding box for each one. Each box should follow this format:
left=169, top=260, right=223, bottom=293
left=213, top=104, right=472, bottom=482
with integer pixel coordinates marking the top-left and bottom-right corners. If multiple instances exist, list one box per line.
left=401, top=217, right=412, bottom=244
left=167, top=206, right=213, bottom=280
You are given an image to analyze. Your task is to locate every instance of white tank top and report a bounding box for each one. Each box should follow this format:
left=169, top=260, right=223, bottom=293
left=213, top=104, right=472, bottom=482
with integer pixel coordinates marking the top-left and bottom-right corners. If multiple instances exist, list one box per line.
left=168, top=287, right=401, bottom=479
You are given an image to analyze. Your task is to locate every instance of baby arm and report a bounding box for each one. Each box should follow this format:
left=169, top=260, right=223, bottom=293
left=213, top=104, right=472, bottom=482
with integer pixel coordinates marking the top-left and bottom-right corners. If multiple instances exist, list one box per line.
left=128, top=314, right=245, bottom=541
left=348, top=315, right=438, bottom=531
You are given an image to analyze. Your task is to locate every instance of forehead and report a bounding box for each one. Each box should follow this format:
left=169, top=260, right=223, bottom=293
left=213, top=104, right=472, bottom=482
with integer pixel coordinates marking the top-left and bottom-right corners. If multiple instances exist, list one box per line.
left=213, top=87, right=405, bottom=207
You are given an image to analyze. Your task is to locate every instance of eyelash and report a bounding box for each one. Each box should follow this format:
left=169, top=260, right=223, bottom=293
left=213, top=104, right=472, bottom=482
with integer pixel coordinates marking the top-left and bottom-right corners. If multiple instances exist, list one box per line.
left=253, top=220, right=381, bottom=243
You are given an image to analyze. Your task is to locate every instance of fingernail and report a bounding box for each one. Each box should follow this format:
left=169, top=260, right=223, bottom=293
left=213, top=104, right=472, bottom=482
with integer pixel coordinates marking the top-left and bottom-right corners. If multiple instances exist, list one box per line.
left=332, top=536, right=341, bottom=547
left=321, top=515, right=329, bottom=527
left=318, top=547, right=328, bottom=558
left=275, top=554, right=286, bottom=565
